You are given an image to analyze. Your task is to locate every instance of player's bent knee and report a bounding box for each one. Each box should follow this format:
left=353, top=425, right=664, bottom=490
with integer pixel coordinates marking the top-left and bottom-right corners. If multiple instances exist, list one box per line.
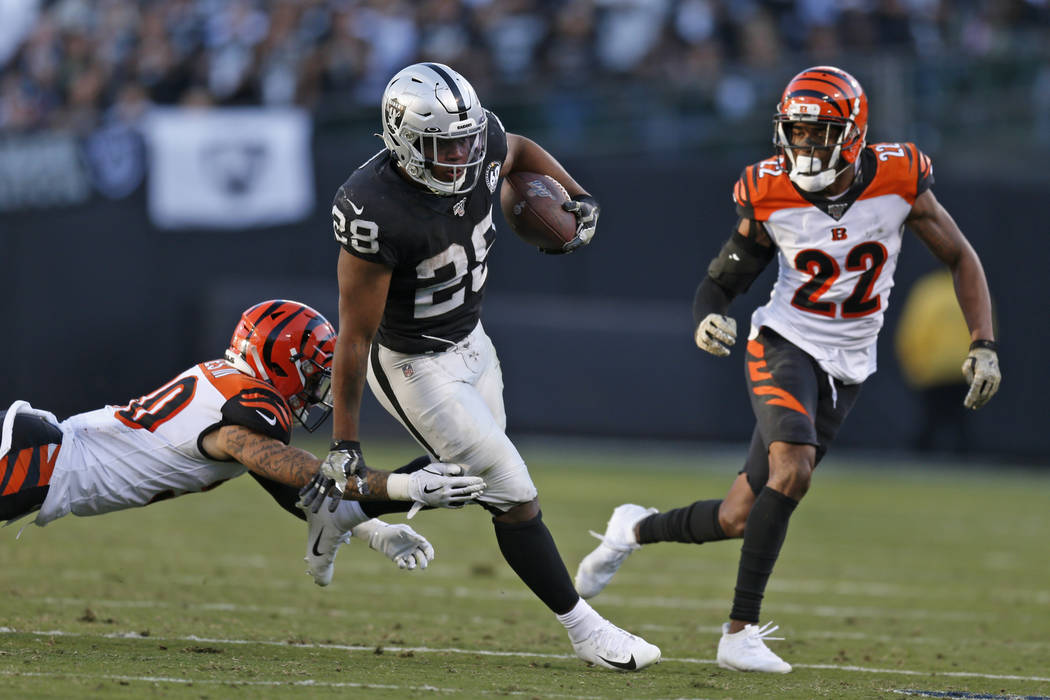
left=492, top=498, right=540, bottom=523
left=718, top=501, right=750, bottom=538
left=768, top=442, right=815, bottom=495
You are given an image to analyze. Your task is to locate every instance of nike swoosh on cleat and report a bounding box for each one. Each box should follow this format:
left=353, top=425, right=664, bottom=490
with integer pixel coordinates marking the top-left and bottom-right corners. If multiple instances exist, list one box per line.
left=422, top=485, right=442, bottom=494
left=598, top=655, right=637, bottom=671
left=311, top=529, right=326, bottom=556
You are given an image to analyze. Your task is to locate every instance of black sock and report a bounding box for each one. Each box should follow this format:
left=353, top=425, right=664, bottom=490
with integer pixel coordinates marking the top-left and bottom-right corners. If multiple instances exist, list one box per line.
left=636, top=499, right=727, bottom=544
left=730, top=486, right=798, bottom=624
left=360, top=455, right=432, bottom=519
left=493, top=511, right=579, bottom=615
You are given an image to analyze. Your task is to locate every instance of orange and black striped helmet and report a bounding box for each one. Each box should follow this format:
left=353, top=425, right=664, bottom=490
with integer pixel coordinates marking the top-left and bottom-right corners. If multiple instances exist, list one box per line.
left=773, top=66, right=868, bottom=166
left=225, top=300, right=337, bottom=431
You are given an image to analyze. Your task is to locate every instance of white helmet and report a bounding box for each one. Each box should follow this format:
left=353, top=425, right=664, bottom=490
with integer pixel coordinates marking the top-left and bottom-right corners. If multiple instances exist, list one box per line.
left=380, top=63, right=488, bottom=196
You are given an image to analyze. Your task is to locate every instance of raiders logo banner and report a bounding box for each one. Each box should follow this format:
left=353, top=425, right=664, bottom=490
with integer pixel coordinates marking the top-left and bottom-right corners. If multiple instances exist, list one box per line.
left=143, top=108, right=314, bottom=230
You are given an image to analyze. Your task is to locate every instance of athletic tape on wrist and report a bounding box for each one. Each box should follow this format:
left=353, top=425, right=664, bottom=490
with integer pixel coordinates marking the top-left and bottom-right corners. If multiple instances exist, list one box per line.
left=969, top=339, right=998, bottom=352
left=330, top=439, right=361, bottom=453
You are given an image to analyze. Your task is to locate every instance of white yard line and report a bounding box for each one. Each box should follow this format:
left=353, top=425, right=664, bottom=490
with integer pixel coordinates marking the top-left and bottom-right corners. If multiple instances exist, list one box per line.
left=2, top=628, right=1049, bottom=685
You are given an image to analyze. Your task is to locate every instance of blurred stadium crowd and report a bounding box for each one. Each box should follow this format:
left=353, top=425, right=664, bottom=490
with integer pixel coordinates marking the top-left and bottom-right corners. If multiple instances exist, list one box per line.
left=1, top=0, right=1048, bottom=134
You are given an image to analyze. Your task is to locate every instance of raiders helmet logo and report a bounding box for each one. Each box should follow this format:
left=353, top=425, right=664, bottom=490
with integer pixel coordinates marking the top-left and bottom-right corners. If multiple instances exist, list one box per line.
left=385, top=98, right=406, bottom=131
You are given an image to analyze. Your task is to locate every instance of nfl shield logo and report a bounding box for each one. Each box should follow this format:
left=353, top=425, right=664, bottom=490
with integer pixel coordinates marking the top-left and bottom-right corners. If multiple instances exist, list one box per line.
left=453, top=198, right=466, bottom=217
left=402, top=364, right=414, bottom=378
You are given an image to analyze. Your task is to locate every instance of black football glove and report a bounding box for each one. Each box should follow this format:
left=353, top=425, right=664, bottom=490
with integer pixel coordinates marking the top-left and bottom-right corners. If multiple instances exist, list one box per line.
left=549, top=194, right=599, bottom=254
left=298, top=440, right=366, bottom=513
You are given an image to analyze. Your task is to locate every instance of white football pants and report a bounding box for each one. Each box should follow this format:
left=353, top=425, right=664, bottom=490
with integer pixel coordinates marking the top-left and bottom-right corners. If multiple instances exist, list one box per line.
left=367, top=322, right=537, bottom=512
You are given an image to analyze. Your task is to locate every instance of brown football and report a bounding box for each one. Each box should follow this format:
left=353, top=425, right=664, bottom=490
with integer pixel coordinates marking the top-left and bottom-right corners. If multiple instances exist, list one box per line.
left=499, top=171, right=577, bottom=253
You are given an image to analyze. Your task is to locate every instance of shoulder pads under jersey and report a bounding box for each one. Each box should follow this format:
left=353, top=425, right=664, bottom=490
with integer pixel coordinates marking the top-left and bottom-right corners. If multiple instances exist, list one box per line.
left=733, top=158, right=805, bottom=221
left=863, top=142, right=934, bottom=205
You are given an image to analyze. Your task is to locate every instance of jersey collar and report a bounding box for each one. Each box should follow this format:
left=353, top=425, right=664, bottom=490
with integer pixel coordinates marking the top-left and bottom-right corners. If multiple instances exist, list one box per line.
left=378, top=156, right=475, bottom=216
left=792, top=148, right=877, bottom=221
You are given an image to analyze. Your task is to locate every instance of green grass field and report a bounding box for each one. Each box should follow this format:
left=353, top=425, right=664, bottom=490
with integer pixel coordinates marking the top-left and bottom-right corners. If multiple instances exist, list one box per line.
left=2, top=438, right=1048, bottom=699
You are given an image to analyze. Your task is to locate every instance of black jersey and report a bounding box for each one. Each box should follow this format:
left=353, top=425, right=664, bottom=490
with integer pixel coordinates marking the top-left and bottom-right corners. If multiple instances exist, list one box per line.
left=332, top=111, right=509, bottom=353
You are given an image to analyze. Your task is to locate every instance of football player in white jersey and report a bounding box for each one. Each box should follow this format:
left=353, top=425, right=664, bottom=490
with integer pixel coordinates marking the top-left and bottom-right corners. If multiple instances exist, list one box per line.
left=0, top=300, right=485, bottom=582
left=301, top=62, right=660, bottom=672
left=574, top=66, right=1001, bottom=673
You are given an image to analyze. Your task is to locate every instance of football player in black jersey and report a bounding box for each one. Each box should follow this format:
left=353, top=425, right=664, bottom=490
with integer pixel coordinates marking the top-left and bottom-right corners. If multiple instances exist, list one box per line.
left=1, top=300, right=485, bottom=583
left=305, top=62, right=660, bottom=671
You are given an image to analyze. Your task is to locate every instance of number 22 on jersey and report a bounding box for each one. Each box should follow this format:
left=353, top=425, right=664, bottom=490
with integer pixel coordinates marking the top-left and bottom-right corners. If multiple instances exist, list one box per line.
left=790, top=242, right=888, bottom=318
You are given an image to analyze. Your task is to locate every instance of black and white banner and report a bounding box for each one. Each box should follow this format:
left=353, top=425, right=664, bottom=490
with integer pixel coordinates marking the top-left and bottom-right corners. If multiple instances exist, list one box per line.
left=143, top=108, right=314, bottom=230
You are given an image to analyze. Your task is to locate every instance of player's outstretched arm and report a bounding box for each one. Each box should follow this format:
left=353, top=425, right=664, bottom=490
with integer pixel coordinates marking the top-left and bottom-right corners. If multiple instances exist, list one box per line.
left=299, top=459, right=485, bottom=515
left=205, top=425, right=485, bottom=506
left=203, top=425, right=321, bottom=487
left=907, top=190, right=999, bottom=409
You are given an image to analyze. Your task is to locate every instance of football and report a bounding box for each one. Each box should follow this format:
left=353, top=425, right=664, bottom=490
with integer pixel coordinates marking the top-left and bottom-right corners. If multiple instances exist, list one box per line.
left=500, top=171, right=577, bottom=253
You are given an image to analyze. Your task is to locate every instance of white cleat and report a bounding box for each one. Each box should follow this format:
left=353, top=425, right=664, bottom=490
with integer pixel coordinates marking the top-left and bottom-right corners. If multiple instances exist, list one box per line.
left=575, top=503, right=657, bottom=598
left=716, top=621, right=793, bottom=673
left=571, top=617, right=661, bottom=671
left=303, top=506, right=351, bottom=587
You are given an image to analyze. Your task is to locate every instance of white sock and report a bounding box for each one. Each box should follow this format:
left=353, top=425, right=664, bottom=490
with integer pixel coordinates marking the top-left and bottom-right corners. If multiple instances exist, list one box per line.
left=556, top=598, right=602, bottom=643
left=331, top=500, right=369, bottom=532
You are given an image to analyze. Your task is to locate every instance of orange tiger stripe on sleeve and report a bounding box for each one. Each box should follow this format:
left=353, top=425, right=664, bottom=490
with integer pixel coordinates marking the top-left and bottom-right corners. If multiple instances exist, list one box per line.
left=860, top=142, right=932, bottom=205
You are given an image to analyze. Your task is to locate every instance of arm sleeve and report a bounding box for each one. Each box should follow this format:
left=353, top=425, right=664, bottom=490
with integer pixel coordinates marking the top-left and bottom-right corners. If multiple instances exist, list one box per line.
left=219, top=387, right=293, bottom=445
left=692, top=276, right=734, bottom=323
left=693, top=224, right=776, bottom=323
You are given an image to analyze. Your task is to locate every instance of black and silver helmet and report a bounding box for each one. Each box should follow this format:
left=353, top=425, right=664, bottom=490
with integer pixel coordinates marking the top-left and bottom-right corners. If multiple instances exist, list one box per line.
left=380, top=63, right=488, bottom=196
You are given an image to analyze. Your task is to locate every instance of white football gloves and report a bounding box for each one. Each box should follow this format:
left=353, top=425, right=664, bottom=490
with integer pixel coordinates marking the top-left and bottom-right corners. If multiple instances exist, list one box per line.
left=386, top=463, right=485, bottom=519
left=352, top=519, right=435, bottom=571
left=695, top=313, right=737, bottom=357
left=962, top=345, right=1000, bottom=410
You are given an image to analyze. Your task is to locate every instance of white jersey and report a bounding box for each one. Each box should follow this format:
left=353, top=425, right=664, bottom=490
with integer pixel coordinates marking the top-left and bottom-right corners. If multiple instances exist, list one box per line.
left=36, top=360, right=293, bottom=525
left=734, top=143, right=934, bottom=384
